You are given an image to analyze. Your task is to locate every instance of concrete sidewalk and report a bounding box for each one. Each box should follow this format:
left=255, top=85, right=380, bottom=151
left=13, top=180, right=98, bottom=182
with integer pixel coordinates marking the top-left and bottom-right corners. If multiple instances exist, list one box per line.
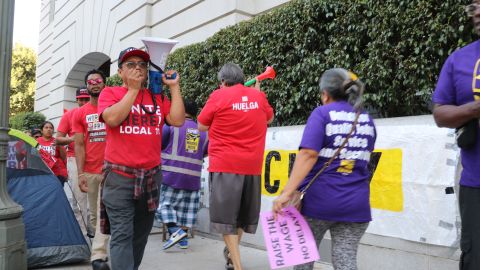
left=39, top=230, right=332, bottom=270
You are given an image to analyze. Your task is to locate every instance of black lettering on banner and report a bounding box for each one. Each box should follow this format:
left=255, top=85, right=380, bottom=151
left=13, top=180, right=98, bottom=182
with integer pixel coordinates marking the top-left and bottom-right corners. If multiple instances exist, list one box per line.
left=367, top=152, right=382, bottom=183
left=264, top=151, right=281, bottom=194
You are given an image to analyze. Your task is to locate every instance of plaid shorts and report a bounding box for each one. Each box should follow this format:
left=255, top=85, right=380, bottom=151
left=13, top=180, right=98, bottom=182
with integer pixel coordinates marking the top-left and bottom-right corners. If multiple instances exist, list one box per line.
left=156, top=184, right=200, bottom=228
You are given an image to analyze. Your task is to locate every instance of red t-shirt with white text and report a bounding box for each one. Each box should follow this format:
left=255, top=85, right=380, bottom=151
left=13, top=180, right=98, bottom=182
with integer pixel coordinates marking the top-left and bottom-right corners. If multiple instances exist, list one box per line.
left=198, top=84, right=274, bottom=175
left=98, top=86, right=171, bottom=169
left=57, top=108, right=77, bottom=157
left=37, top=137, right=68, bottom=178
left=72, top=102, right=106, bottom=174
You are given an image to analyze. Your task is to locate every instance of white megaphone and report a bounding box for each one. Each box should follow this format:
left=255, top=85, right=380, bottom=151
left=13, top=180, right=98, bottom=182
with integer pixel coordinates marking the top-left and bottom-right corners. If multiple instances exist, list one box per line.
left=141, top=37, right=179, bottom=95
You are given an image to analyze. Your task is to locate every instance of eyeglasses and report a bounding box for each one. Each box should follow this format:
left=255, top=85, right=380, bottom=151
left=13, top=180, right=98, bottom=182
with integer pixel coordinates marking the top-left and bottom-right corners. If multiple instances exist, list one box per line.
left=87, top=78, right=104, bottom=85
left=33, top=135, right=41, bottom=139
left=123, top=61, right=148, bottom=70
left=465, top=3, right=480, bottom=17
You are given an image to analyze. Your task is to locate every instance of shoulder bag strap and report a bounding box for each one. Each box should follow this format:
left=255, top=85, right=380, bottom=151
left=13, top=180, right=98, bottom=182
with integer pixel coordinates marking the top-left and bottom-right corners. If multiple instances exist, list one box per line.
left=300, top=111, right=361, bottom=194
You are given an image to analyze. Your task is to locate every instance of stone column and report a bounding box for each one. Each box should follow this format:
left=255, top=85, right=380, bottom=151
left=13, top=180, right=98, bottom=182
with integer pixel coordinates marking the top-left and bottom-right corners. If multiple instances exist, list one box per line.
left=0, top=0, right=27, bottom=269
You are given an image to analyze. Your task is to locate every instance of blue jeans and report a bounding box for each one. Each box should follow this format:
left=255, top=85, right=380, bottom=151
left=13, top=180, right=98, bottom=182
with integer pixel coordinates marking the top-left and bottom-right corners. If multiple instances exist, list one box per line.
left=102, top=171, right=162, bottom=270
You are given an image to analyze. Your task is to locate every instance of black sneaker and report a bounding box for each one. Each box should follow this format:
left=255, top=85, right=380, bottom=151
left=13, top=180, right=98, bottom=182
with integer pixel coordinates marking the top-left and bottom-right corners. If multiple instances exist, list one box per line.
left=92, top=259, right=110, bottom=270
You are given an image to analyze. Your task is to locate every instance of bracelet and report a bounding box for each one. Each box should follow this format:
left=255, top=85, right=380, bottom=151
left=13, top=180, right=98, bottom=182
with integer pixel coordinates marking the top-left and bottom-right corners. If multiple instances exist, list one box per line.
left=78, top=173, right=85, bottom=177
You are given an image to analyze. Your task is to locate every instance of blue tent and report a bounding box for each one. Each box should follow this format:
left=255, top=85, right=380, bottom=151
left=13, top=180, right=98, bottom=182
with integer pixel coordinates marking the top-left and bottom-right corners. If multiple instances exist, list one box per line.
left=6, top=129, right=90, bottom=268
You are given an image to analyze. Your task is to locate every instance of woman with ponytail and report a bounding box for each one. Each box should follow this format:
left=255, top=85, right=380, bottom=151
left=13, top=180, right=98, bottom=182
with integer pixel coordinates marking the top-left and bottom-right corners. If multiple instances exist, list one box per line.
left=272, top=68, right=377, bottom=270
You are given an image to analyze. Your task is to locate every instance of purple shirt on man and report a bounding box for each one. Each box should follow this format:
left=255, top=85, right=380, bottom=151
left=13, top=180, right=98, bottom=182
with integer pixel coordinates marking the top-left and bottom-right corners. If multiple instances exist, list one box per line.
left=161, top=119, right=208, bottom=191
left=433, top=40, right=480, bottom=187
left=299, top=101, right=377, bottom=222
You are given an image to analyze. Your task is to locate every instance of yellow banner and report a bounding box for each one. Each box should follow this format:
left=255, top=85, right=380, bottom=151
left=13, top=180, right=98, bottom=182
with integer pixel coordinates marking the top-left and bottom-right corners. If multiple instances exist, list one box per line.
left=261, top=150, right=298, bottom=196
left=261, top=148, right=404, bottom=212
left=370, top=148, right=403, bottom=212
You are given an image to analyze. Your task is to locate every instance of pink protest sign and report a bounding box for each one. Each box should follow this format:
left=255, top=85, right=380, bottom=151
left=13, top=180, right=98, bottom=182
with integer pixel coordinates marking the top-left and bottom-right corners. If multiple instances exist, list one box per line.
left=260, top=206, right=320, bottom=269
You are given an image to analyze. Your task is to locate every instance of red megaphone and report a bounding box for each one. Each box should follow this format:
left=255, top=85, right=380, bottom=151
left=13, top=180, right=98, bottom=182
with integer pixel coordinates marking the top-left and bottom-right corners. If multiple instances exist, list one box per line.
left=245, top=66, right=276, bottom=86
left=257, top=66, right=276, bottom=81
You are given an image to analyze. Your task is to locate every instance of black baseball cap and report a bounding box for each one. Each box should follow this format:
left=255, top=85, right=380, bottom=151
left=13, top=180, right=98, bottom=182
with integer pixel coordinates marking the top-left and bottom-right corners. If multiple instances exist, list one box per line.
left=118, top=47, right=150, bottom=67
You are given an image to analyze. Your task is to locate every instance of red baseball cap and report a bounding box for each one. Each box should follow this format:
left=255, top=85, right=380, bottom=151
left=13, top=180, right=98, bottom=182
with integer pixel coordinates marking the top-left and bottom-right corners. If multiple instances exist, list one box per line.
left=118, top=47, right=150, bottom=67
left=76, top=88, right=90, bottom=99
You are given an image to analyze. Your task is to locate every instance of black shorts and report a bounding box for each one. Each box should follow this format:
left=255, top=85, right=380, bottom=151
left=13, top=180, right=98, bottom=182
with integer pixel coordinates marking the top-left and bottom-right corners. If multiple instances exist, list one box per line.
left=209, top=172, right=261, bottom=235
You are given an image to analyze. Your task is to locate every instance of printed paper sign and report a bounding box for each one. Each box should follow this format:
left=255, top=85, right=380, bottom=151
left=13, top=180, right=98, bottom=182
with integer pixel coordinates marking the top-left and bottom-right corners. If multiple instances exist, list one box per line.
left=7, top=141, right=18, bottom=169
left=260, top=206, right=320, bottom=269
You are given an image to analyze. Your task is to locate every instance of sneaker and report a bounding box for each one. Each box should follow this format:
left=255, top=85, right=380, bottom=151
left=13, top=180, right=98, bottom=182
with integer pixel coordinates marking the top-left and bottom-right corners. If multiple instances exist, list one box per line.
left=177, top=238, right=189, bottom=249
left=163, top=228, right=187, bottom=250
left=92, top=259, right=110, bottom=270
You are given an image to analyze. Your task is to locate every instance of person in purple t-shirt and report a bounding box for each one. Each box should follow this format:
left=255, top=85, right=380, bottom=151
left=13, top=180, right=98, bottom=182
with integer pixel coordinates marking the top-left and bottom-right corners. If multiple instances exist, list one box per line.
left=157, top=99, right=208, bottom=250
left=432, top=2, right=480, bottom=269
left=273, top=68, right=376, bottom=270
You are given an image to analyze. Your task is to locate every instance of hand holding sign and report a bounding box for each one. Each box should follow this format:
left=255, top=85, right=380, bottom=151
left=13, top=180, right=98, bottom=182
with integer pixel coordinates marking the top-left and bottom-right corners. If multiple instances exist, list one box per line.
left=272, top=192, right=292, bottom=219
left=260, top=206, right=319, bottom=269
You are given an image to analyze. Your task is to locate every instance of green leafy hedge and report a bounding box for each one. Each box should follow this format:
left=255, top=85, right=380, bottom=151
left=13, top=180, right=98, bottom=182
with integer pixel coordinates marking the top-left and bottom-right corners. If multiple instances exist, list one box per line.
left=167, top=0, right=475, bottom=125
left=106, top=74, right=122, bottom=87
left=9, top=111, right=46, bottom=131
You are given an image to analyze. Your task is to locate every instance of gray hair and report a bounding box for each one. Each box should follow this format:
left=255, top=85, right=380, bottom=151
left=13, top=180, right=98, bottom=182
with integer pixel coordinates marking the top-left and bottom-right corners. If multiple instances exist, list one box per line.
left=218, top=63, right=245, bottom=86
left=319, top=68, right=364, bottom=110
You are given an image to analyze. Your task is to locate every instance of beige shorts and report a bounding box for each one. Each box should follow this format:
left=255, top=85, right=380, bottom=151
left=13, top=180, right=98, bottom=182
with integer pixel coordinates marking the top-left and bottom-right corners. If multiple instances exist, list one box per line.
left=209, top=172, right=261, bottom=235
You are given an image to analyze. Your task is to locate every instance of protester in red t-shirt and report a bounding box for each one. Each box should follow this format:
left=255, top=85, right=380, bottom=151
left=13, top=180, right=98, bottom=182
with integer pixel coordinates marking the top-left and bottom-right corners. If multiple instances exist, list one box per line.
left=97, top=47, right=185, bottom=270
left=72, top=69, right=110, bottom=270
left=57, top=87, right=90, bottom=156
left=198, top=63, right=274, bottom=270
left=37, top=121, right=68, bottom=186
left=56, top=87, right=90, bottom=238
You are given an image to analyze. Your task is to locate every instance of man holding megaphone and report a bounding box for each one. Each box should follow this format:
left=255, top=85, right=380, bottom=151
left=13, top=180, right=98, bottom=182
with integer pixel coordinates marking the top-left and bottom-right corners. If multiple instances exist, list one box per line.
left=98, top=47, right=185, bottom=270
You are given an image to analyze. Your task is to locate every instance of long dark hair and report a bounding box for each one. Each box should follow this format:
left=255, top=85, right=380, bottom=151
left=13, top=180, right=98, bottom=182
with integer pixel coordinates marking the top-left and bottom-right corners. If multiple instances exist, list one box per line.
left=39, top=121, right=54, bottom=131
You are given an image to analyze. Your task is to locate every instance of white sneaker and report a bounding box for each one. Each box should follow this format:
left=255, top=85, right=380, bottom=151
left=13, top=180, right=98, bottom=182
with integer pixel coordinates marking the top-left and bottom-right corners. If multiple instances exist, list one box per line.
left=163, top=228, right=187, bottom=250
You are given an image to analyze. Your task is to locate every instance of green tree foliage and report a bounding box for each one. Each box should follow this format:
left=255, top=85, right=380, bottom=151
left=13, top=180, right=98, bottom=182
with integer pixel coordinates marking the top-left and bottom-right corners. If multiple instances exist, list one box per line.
left=167, top=0, right=475, bottom=125
left=10, top=43, right=37, bottom=115
left=9, top=111, right=46, bottom=131
left=106, top=74, right=122, bottom=86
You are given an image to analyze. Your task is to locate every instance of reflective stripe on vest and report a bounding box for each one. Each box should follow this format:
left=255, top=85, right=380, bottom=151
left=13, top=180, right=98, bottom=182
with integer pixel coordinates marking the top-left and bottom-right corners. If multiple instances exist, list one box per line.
left=162, top=165, right=202, bottom=177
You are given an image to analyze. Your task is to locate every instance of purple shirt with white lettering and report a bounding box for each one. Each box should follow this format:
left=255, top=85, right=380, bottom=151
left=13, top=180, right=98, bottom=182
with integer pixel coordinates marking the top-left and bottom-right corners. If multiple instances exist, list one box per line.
left=433, top=40, right=480, bottom=187
left=299, top=101, right=377, bottom=222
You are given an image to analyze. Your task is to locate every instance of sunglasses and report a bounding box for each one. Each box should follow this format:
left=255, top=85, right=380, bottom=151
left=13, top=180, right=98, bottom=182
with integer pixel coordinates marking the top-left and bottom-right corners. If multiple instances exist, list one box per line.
left=33, top=135, right=41, bottom=139
left=123, top=61, right=148, bottom=70
left=466, top=3, right=480, bottom=17
left=87, top=78, right=104, bottom=85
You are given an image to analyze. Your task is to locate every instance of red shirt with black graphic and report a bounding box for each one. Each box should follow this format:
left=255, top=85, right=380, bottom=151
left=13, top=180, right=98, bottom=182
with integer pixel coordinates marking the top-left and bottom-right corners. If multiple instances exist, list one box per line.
left=72, top=102, right=106, bottom=174
left=198, top=84, right=274, bottom=175
left=57, top=108, right=77, bottom=157
left=98, top=86, right=171, bottom=169
left=37, top=137, right=68, bottom=178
